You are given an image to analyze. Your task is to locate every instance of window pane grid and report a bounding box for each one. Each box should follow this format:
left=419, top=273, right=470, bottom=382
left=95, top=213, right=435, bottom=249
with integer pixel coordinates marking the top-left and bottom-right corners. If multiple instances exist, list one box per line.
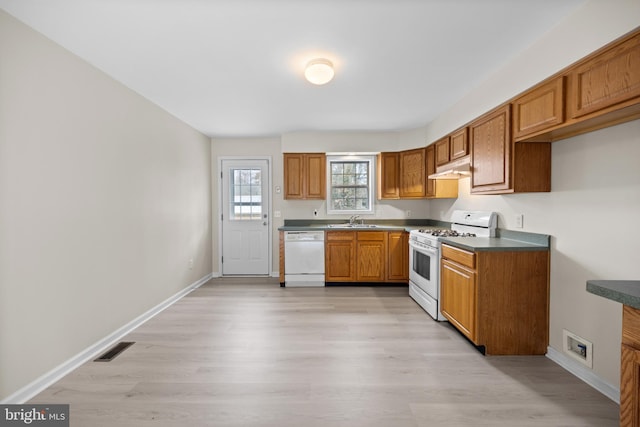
left=329, top=160, right=371, bottom=212
left=230, top=168, right=262, bottom=220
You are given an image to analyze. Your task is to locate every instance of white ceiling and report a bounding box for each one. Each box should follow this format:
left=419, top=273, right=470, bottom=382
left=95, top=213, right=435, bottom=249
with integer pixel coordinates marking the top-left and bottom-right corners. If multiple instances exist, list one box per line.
left=1, top=0, right=587, bottom=138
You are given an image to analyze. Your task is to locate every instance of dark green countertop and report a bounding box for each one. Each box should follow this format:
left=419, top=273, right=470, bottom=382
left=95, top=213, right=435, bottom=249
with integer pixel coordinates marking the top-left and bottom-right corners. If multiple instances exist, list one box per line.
left=279, top=220, right=550, bottom=251
left=587, top=280, right=640, bottom=309
left=279, top=224, right=420, bottom=232
left=278, top=219, right=448, bottom=233
left=441, top=236, right=549, bottom=252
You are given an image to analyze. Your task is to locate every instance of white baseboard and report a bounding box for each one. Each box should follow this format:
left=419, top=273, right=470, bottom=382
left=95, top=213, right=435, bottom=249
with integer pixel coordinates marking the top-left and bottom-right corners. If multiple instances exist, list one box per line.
left=546, top=345, right=620, bottom=403
left=1, top=272, right=213, bottom=404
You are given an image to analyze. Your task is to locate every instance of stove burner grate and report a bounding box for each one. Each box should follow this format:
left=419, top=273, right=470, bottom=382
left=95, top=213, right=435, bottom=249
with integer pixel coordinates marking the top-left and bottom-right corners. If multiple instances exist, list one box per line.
left=417, top=229, right=477, bottom=237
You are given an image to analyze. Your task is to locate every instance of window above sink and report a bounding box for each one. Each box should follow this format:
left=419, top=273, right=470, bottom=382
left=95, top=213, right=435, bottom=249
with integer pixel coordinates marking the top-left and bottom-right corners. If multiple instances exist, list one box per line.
left=326, top=154, right=376, bottom=215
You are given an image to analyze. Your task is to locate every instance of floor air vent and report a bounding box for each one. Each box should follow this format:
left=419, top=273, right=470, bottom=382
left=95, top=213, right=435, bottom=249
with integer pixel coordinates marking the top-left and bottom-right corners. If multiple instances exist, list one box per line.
left=94, top=341, right=135, bottom=362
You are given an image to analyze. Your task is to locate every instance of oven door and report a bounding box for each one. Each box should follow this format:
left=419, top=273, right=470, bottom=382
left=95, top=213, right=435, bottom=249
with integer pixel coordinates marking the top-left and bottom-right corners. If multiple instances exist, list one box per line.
left=408, top=240, right=439, bottom=299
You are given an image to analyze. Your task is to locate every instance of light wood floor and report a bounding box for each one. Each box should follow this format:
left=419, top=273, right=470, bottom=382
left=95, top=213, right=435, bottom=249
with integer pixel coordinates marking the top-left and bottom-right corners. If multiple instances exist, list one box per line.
left=31, top=278, right=619, bottom=426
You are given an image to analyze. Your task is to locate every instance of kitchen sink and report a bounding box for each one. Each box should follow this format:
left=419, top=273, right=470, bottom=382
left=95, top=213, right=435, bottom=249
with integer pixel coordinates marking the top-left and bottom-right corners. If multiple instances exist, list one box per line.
left=327, top=223, right=379, bottom=228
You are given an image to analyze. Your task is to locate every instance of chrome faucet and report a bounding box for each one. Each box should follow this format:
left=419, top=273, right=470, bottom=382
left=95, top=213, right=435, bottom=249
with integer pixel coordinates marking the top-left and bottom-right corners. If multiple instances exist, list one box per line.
left=349, top=215, right=362, bottom=225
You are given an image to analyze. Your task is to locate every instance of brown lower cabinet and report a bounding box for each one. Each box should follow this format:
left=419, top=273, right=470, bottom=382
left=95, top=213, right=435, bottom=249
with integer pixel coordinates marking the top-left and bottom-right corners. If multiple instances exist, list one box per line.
left=621, top=305, right=640, bottom=427
left=440, top=244, right=550, bottom=355
left=325, top=230, right=408, bottom=283
left=325, top=231, right=357, bottom=281
left=356, top=232, right=386, bottom=281
left=387, top=231, right=409, bottom=282
left=441, top=256, right=477, bottom=342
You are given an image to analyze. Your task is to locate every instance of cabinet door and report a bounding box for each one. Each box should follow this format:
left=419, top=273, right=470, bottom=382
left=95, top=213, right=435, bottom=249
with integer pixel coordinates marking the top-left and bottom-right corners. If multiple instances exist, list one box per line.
left=377, top=152, right=400, bottom=199
left=434, top=137, right=450, bottom=166
left=387, top=231, right=408, bottom=281
left=425, top=145, right=436, bottom=198
left=513, top=76, right=565, bottom=140
left=440, top=258, right=477, bottom=342
left=283, top=154, right=304, bottom=199
left=305, top=154, right=326, bottom=199
left=356, top=238, right=386, bottom=281
left=470, top=105, right=512, bottom=194
left=325, top=241, right=355, bottom=281
left=621, top=343, right=640, bottom=427
left=569, top=32, right=640, bottom=119
left=450, top=127, right=469, bottom=160
left=399, top=148, right=426, bottom=198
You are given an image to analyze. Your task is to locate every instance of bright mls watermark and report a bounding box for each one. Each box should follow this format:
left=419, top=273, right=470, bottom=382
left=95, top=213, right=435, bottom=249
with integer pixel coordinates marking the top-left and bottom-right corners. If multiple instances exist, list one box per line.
left=0, top=405, right=68, bottom=426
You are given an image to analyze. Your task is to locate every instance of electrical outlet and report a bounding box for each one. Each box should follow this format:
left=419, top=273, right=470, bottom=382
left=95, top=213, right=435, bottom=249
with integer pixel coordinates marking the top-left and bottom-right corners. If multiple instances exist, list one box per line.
left=313, top=209, right=318, bottom=217
left=515, top=214, right=524, bottom=228
left=188, top=258, right=194, bottom=270
left=406, top=210, right=411, bottom=218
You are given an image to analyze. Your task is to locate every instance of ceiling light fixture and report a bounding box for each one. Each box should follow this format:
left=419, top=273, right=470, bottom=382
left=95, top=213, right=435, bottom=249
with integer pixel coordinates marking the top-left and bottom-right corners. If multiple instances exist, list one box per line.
left=304, top=58, right=334, bottom=85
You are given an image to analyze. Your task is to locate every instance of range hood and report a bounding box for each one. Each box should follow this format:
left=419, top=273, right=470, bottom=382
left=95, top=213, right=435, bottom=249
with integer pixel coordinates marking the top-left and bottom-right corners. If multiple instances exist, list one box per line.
left=428, top=156, right=471, bottom=180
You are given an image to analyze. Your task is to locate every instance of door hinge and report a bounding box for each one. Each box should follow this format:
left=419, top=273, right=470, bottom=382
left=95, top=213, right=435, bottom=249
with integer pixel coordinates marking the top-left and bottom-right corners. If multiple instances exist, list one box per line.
left=221, top=256, right=223, bottom=263
left=220, top=171, right=223, bottom=179
left=221, top=214, right=223, bottom=221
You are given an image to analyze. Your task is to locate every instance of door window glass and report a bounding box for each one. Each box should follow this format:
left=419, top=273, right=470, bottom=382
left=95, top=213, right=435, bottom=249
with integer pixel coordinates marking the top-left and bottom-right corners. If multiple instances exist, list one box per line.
left=229, top=168, right=262, bottom=220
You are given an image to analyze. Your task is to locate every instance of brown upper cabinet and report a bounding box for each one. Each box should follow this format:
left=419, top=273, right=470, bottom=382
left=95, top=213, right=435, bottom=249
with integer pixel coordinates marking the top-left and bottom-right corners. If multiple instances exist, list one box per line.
left=449, top=127, right=469, bottom=161
left=377, top=152, right=400, bottom=199
left=378, top=148, right=427, bottom=199
left=399, top=147, right=427, bottom=198
left=514, top=28, right=640, bottom=143
left=470, top=105, right=512, bottom=194
left=513, top=76, right=565, bottom=141
left=434, top=127, right=469, bottom=167
left=434, top=137, right=451, bottom=166
left=470, top=104, right=551, bottom=195
left=568, top=30, right=640, bottom=119
left=283, top=153, right=326, bottom=199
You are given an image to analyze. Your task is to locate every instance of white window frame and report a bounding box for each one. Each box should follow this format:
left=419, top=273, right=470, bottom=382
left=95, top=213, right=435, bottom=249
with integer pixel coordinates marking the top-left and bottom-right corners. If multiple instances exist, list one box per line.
left=326, top=154, right=376, bottom=215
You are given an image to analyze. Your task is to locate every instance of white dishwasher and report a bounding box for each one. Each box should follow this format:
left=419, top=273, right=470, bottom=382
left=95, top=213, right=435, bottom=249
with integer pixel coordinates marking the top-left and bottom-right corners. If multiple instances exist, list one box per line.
left=284, top=231, right=325, bottom=287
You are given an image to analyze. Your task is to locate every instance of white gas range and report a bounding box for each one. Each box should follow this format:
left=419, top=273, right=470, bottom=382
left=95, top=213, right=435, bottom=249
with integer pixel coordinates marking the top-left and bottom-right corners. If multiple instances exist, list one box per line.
left=408, top=210, right=497, bottom=321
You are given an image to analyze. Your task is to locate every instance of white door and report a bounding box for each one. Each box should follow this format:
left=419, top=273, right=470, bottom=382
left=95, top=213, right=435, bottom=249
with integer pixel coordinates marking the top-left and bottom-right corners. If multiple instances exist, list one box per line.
left=221, top=159, right=270, bottom=275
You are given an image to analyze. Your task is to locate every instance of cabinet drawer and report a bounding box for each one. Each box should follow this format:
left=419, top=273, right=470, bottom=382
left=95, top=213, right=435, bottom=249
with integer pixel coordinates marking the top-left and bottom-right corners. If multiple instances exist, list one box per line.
left=623, top=305, right=640, bottom=347
left=442, top=245, right=475, bottom=269
left=357, top=231, right=386, bottom=241
left=326, top=231, right=354, bottom=241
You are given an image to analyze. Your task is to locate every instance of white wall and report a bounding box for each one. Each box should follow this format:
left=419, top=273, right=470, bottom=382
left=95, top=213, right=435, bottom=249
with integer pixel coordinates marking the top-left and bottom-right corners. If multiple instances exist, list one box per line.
left=425, top=0, right=640, bottom=143
left=0, top=10, right=212, bottom=400
left=426, top=0, right=640, bottom=389
left=281, top=130, right=431, bottom=221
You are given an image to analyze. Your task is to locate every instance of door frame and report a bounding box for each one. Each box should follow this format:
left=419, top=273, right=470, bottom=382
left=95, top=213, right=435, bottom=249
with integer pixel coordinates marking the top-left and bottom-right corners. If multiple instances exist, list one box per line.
left=217, top=156, right=273, bottom=277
